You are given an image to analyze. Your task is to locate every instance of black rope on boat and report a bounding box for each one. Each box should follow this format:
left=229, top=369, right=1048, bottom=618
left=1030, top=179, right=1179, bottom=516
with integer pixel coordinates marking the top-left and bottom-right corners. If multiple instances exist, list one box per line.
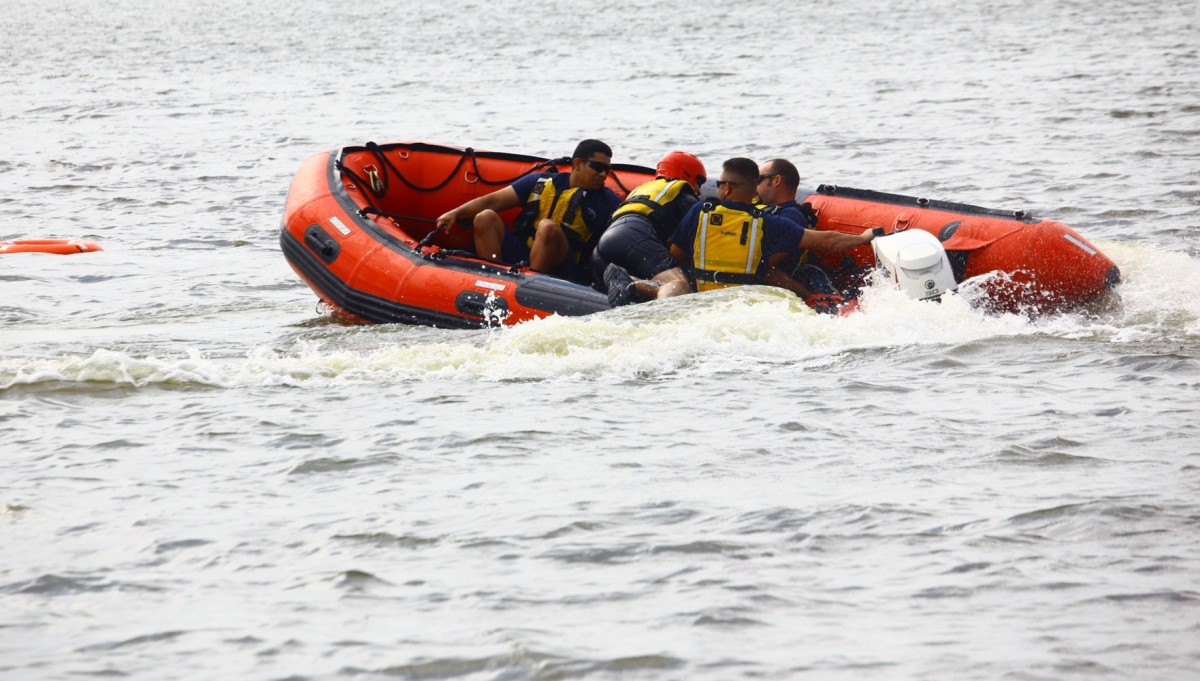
left=465, top=152, right=564, bottom=185
left=607, top=168, right=636, bottom=195
left=337, top=162, right=383, bottom=214
left=357, top=206, right=435, bottom=254
left=813, top=183, right=1038, bottom=223
left=415, top=216, right=472, bottom=250
left=340, top=145, right=643, bottom=263
left=358, top=206, right=435, bottom=223
left=462, top=152, right=637, bottom=194
left=374, top=142, right=470, bottom=193
left=338, top=162, right=367, bottom=194
left=428, top=248, right=478, bottom=259
left=356, top=207, right=476, bottom=256
left=363, top=143, right=545, bottom=194
left=358, top=144, right=570, bottom=195
left=415, top=228, right=441, bottom=251
left=346, top=145, right=635, bottom=199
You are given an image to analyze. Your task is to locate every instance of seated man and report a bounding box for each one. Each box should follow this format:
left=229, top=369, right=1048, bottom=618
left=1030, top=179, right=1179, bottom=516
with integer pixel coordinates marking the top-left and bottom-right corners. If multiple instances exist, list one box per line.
left=667, top=158, right=878, bottom=307
left=434, top=139, right=620, bottom=285
left=592, top=151, right=706, bottom=305
left=755, top=158, right=837, bottom=297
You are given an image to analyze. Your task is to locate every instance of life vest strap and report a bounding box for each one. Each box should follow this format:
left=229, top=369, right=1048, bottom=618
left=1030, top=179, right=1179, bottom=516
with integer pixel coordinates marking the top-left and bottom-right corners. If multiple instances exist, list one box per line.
left=513, top=175, right=553, bottom=241
left=691, top=269, right=760, bottom=286
left=701, top=200, right=763, bottom=219
left=622, top=196, right=661, bottom=212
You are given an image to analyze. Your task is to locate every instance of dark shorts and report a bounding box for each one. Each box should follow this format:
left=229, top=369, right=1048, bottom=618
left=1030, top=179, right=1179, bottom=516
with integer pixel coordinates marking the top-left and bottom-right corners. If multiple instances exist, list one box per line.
left=501, top=230, right=531, bottom=264
left=592, top=215, right=679, bottom=282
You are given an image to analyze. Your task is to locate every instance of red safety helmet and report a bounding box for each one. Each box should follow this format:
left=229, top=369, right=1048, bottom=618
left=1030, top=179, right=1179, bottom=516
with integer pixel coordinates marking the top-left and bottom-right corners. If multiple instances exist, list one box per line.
left=655, top=151, right=706, bottom=193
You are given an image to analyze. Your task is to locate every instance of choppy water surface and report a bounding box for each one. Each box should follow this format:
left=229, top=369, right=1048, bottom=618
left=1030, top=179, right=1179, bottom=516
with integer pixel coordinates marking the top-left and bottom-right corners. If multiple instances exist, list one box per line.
left=3, top=1, right=1199, bottom=679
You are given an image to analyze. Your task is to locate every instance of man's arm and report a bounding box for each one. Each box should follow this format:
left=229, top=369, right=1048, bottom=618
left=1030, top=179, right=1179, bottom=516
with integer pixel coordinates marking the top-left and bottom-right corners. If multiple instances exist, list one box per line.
left=672, top=242, right=691, bottom=263
left=434, top=186, right=522, bottom=231
left=799, top=227, right=876, bottom=254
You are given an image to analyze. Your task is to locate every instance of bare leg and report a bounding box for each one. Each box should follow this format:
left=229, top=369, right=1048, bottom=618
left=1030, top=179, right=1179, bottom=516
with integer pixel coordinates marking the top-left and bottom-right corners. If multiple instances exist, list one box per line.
left=624, top=266, right=690, bottom=301
left=529, top=219, right=568, bottom=272
left=630, top=279, right=661, bottom=300
left=651, top=267, right=691, bottom=299
left=472, top=210, right=506, bottom=261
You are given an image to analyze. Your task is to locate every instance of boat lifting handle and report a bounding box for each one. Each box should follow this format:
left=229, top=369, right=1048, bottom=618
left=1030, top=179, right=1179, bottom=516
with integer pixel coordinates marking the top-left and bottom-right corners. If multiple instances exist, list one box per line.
left=893, top=212, right=912, bottom=231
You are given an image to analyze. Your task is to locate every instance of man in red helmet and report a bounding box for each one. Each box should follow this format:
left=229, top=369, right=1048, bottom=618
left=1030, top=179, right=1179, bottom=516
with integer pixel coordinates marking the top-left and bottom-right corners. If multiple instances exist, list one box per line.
left=593, top=150, right=707, bottom=306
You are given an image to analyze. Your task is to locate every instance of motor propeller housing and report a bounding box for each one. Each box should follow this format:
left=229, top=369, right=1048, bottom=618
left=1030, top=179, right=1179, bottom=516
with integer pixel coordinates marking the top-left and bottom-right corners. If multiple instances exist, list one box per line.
left=872, top=229, right=957, bottom=301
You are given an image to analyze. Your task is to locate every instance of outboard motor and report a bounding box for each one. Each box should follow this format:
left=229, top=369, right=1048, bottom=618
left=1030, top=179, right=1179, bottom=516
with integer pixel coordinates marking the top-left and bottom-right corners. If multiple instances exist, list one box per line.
left=872, top=229, right=957, bottom=301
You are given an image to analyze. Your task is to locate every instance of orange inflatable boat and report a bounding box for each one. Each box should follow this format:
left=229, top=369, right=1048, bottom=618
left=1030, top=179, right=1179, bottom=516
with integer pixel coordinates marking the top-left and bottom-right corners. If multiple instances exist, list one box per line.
left=279, top=141, right=1119, bottom=327
left=0, top=239, right=102, bottom=255
left=280, top=141, right=655, bottom=328
left=802, top=185, right=1120, bottom=315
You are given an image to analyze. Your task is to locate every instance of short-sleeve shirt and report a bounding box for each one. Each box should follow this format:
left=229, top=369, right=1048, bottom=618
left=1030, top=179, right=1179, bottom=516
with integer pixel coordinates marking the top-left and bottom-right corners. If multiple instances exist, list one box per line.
left=671, top=199, right=805, bottom=275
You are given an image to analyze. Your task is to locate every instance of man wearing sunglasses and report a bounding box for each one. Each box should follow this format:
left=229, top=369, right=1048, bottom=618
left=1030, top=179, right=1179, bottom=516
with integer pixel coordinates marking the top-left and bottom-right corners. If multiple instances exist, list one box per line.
left=434, top=139, right=620, bottom=285
left=665, top=157, right=877, bottom=310
left=595, top=151, right=707, bottom=306
left=755, top=158, right=842, bottom=304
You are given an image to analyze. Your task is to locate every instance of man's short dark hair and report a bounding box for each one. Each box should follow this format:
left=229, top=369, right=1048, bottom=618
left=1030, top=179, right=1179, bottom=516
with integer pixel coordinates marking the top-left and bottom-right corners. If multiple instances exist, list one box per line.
left=763, top=158, right=800, bottom=191
left=573, top=139, right=612, bottom=160
left=722, top=157, right=759, bottom=187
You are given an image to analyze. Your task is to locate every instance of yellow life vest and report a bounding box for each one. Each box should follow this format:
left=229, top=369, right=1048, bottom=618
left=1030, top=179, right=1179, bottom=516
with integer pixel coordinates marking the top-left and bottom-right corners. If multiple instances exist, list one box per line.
left=612, top=178, right=691, bottom=220
left=516, top=175, right=591, bottom=246
left=692, top=202, right=764, bottom=291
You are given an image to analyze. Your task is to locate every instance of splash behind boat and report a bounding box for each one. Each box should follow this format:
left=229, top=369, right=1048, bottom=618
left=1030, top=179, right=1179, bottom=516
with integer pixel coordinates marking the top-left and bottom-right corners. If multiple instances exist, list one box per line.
left=803, top=185, right=1120, bottom=314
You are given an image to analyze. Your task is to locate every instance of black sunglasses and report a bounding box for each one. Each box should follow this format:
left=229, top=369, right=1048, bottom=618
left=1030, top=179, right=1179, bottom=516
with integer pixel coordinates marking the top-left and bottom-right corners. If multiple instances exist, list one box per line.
left=583, top=159, right=611, bottom=174
left=715, top=180, right=733, bottom=188
left=757, top=174, right=780, bottom=184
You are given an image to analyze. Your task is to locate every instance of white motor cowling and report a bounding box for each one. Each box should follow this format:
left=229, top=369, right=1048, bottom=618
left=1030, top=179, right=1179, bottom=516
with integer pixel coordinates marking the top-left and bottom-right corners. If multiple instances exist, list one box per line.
left=871, top=229, right=957, bottom=301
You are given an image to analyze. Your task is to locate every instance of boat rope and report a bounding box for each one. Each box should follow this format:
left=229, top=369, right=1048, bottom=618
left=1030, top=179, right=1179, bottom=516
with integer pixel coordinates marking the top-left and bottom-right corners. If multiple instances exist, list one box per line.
left=340, top=144, right=640, bottom=263
left=359, top=142, right=559, bottom=196
left=815, top=184, right=1035, bottom=223
left=344, top=143, right=637, bottom=199
left=356, top=207, right=485, bottom=260
left=357, top=206, right=434, bottom=223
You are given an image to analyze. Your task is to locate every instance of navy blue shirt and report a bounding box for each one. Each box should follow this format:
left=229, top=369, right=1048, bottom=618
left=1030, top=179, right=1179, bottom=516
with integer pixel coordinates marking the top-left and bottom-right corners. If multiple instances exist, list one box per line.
left=769, top=200, right=817, bottom=230
left=671, top=199, right=805, bottom=275
left=510, top=172, right=621, bottom=242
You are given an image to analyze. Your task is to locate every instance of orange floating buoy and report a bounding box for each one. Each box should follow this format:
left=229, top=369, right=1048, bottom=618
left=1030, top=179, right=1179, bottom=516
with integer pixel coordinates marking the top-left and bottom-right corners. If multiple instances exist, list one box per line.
left=0, top=239, right=103, bottom=255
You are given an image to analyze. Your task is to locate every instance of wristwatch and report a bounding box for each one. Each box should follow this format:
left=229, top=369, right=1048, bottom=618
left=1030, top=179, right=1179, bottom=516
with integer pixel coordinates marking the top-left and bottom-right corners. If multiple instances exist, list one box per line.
left=871, top=226, right=886, bottom=239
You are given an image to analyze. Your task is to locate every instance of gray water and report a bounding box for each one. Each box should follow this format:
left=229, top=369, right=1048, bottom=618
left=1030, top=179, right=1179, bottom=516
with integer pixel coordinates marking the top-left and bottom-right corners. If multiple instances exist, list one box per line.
left=2, top=1, right=1199, bottom=679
